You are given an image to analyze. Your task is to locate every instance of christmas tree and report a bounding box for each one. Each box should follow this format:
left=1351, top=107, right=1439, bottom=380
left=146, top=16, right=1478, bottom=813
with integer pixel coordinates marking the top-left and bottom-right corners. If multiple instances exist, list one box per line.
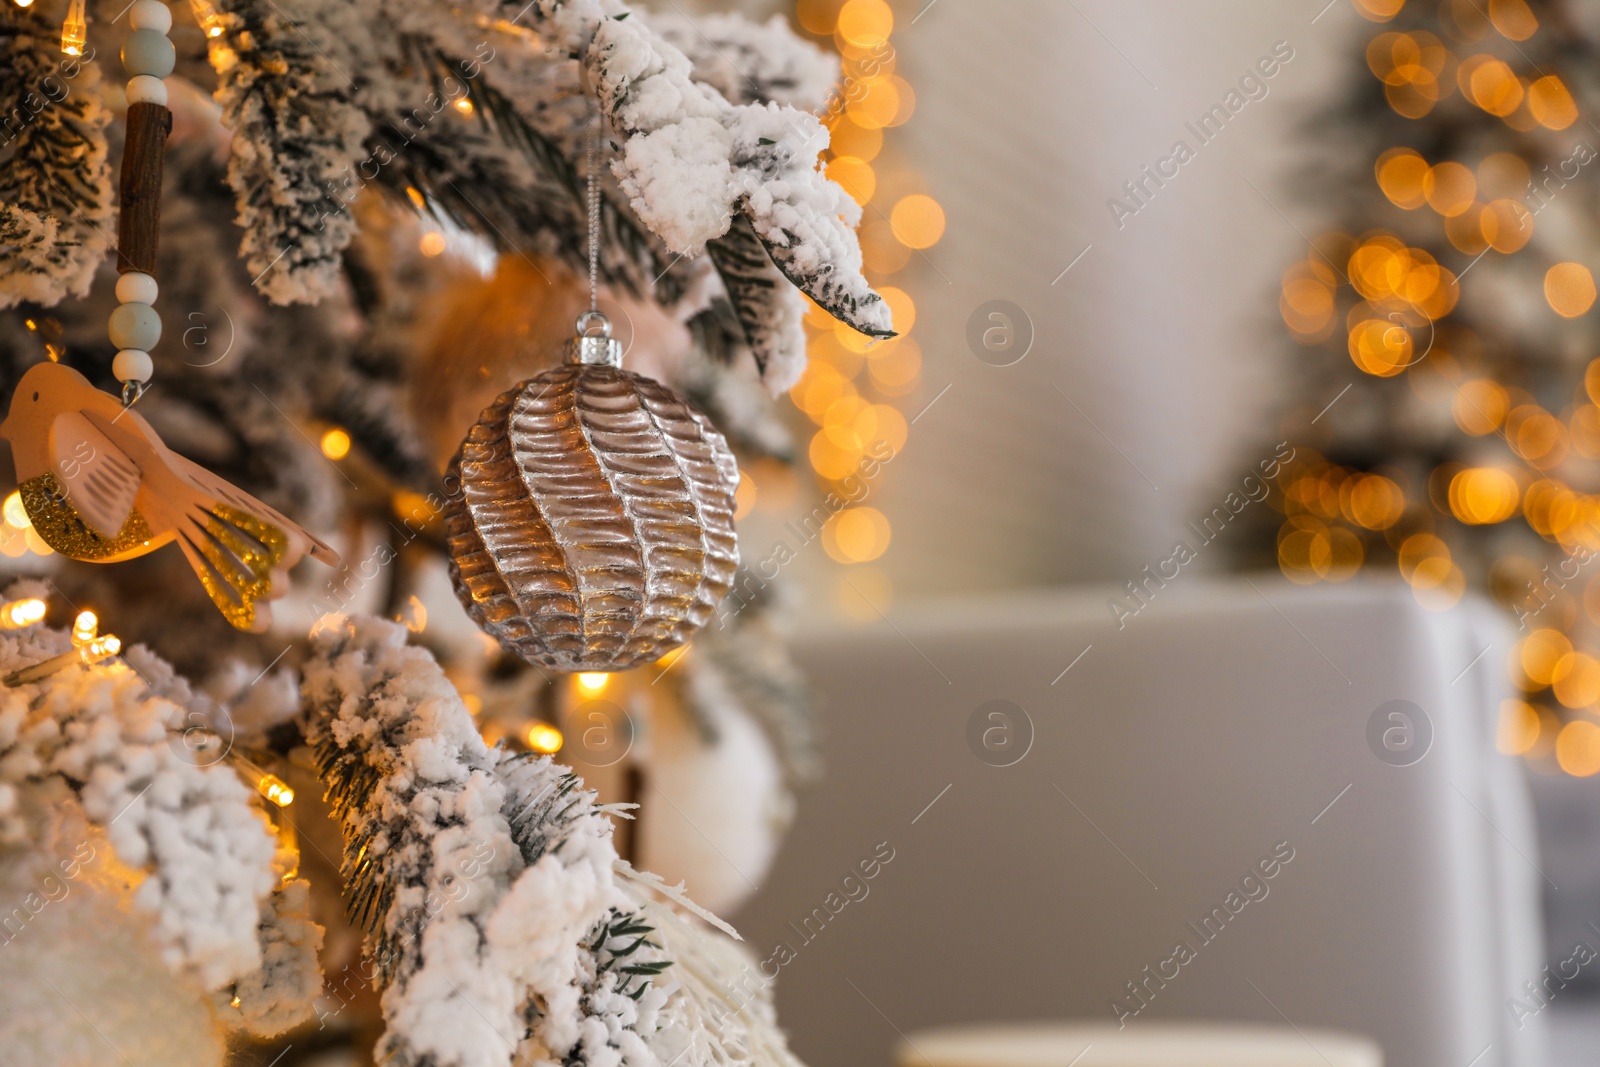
left=0, top=0, right=902, bottom=1061
left=1245, top=0, right=1600, bottom=774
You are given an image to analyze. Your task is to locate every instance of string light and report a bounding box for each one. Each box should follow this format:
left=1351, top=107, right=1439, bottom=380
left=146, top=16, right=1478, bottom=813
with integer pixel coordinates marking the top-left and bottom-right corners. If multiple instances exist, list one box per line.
left=187, top=0, right=225, bottom=38
left=3, top=491, right=28, bottom=529
left=231, top=755, right=295, bottom=807
left=0, top=597, right=45, bottom=629
left=526, top=722, right=563, bottom=754
left=79, top=634, right=121, bottom=664
left=320, top=427, right=351, bottom=459
left=4, top=632, right=121, bottom=687
left=71, top=610, right=97, bottom=647
left=399, top=594, right=427, bottom=634
left=60, top=0, right=86, bottom=55
left=575, top=672, right=609, bottom=697
left=260, top=777, right=294, bottom=806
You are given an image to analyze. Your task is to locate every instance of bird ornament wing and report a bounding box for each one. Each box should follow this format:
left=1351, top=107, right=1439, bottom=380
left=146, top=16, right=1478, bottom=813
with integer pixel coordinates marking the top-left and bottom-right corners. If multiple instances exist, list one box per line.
left=168, top=451, right=339, bottom=567
left=47, top=410, right=142, bottom=541
left=159, top=450, right=341, bottom=633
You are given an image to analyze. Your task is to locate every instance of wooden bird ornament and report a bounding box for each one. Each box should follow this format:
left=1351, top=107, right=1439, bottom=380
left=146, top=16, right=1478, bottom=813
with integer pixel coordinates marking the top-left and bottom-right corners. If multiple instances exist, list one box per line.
left=0, top=362, right=340, bottom=631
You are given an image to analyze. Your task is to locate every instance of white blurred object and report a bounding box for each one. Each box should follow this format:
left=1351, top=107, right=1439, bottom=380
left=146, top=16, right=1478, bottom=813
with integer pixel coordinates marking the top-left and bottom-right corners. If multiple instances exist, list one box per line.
left=735, top=580, right=1544, bottom=1067
left=638, top=694, right=791, bottom=916
left=1526, top=771, right=1600, bottom=976
left=900, top=1021, right=1381, bottom=1067
left=0, top=788, right=222, bottom=1066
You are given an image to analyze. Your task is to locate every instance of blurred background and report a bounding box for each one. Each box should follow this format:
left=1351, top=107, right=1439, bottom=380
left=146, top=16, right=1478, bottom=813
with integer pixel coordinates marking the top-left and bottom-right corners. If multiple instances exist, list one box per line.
left=714, top=2, right=1600, bottom=1067
left=7, top=0, right=1600, bottom=1065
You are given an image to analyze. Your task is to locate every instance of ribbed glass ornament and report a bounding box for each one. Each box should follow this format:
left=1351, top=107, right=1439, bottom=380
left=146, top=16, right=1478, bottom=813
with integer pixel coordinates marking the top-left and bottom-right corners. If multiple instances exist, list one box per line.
left=444, top=361, right=740, bottom=672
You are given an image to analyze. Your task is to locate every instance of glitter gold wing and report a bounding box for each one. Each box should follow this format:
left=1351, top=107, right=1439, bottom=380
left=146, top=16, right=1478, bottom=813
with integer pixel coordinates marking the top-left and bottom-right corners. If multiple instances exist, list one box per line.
left=173, top=504, right=292, bottom=633
left=19, top=470, right=157, bottom=560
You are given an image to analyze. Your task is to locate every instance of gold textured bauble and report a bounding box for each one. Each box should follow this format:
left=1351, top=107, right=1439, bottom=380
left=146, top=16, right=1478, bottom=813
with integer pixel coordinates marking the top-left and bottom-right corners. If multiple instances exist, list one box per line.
left=444, top=348, right=740, bottom=673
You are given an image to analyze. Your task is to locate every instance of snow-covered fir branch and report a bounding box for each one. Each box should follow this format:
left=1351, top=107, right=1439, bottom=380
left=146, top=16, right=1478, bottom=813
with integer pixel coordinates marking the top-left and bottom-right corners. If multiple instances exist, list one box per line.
left=216, top=856, right=325, bottom=1037
left=0, top=5, right=112, bottom=310
left=301, top=615, right=665, bottom=1067
left=0, top=613, right=279, bottom=991
left=497, top=754, right=669, bottom=1067
left=617, top=878, right=808, bottom=1067
left=643, top=12, right=839, bottom=112
left=186, top=0, right=891, bottom=386
left=207, top=0, right=372, bottom=304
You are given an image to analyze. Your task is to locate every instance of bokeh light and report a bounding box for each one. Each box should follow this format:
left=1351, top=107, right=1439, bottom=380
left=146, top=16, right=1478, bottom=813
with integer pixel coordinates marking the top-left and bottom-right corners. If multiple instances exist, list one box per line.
left=320, top=428, right=351, bottom=460
left=824, top=506, right=892, bottom=563
left=1496, top=700, right=1542, bottom=755
left=1528, top=75, right=1577, bottom=129
left=1557, top=720, right=1600, bottom=776
left=836, top=0, right=892, bottom=48
left=1488, top=0, right=1539, bottom=41
left=1448, top=468, right=1519, bottom=525
left=1353, top=0, right=1406, bottom=22
left=1546, top=263, right=1596, bottom=317
left=890, top=195, right=945, bottom=249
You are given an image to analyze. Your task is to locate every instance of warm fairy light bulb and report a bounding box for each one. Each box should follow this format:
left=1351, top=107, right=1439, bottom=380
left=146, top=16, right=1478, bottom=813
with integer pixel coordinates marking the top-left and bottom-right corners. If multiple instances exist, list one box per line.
left=60, top=0, right=86, bottom=55
left=526, top=722, right=563, bottom=754
left=14, top=0, right=36, bottom=9
left=71, top=610, right=97, bottom=646
left=79, top=634, right=120, bottom=664
left=0, top=598, right=45, bottom=629
left=231, top=754, right=294, bottom=806
left=320, top=427, right=351, bottom=460
left=454, top=98, right=474, bottom=115
left=188, top=0, right=224, bottom=37
left=575, top=672, right=610, bottom=696
left=2, top=491, right=29, bottom=530
left=259, top=775, right=295, bottom=807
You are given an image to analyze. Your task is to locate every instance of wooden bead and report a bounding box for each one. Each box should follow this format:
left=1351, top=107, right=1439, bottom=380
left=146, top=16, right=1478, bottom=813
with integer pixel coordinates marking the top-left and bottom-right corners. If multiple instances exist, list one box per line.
left=128, top=0, right=172, bottom=33
left=121, top=29, right=175, bottom=78
left=113, top=349, right=154, bottom=383
left=115, top=272, right=158, bottom=305
left=126, top=74, right=168, bottom=106
left=109, top=303, right=161, bottom=351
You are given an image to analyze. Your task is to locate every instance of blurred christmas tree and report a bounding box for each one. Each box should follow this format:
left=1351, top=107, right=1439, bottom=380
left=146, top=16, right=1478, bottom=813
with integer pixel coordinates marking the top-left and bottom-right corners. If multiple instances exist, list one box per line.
left=1245, top=0, right=1600, bottom=773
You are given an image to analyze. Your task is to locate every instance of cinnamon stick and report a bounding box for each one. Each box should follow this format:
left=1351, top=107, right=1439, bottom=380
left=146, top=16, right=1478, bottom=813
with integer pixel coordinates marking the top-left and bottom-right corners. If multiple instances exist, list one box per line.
left=115, top=101, right=171, bottom=275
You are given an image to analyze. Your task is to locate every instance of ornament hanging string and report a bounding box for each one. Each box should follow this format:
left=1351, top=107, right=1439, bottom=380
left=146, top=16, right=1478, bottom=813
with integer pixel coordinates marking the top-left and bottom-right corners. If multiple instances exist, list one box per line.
left=567, top=95, right=621, bottom=366
left=587, top=100, right=601, bottom=316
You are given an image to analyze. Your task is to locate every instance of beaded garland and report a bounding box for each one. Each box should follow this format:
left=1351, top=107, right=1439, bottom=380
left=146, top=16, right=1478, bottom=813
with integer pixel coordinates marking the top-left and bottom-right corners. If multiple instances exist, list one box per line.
left=108, top=0, right=177, bottom=395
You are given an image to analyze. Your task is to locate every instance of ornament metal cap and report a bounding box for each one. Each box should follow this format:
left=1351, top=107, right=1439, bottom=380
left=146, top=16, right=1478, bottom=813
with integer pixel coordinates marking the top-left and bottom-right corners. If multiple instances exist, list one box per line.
left=564, top=310, right=623, bottom=367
